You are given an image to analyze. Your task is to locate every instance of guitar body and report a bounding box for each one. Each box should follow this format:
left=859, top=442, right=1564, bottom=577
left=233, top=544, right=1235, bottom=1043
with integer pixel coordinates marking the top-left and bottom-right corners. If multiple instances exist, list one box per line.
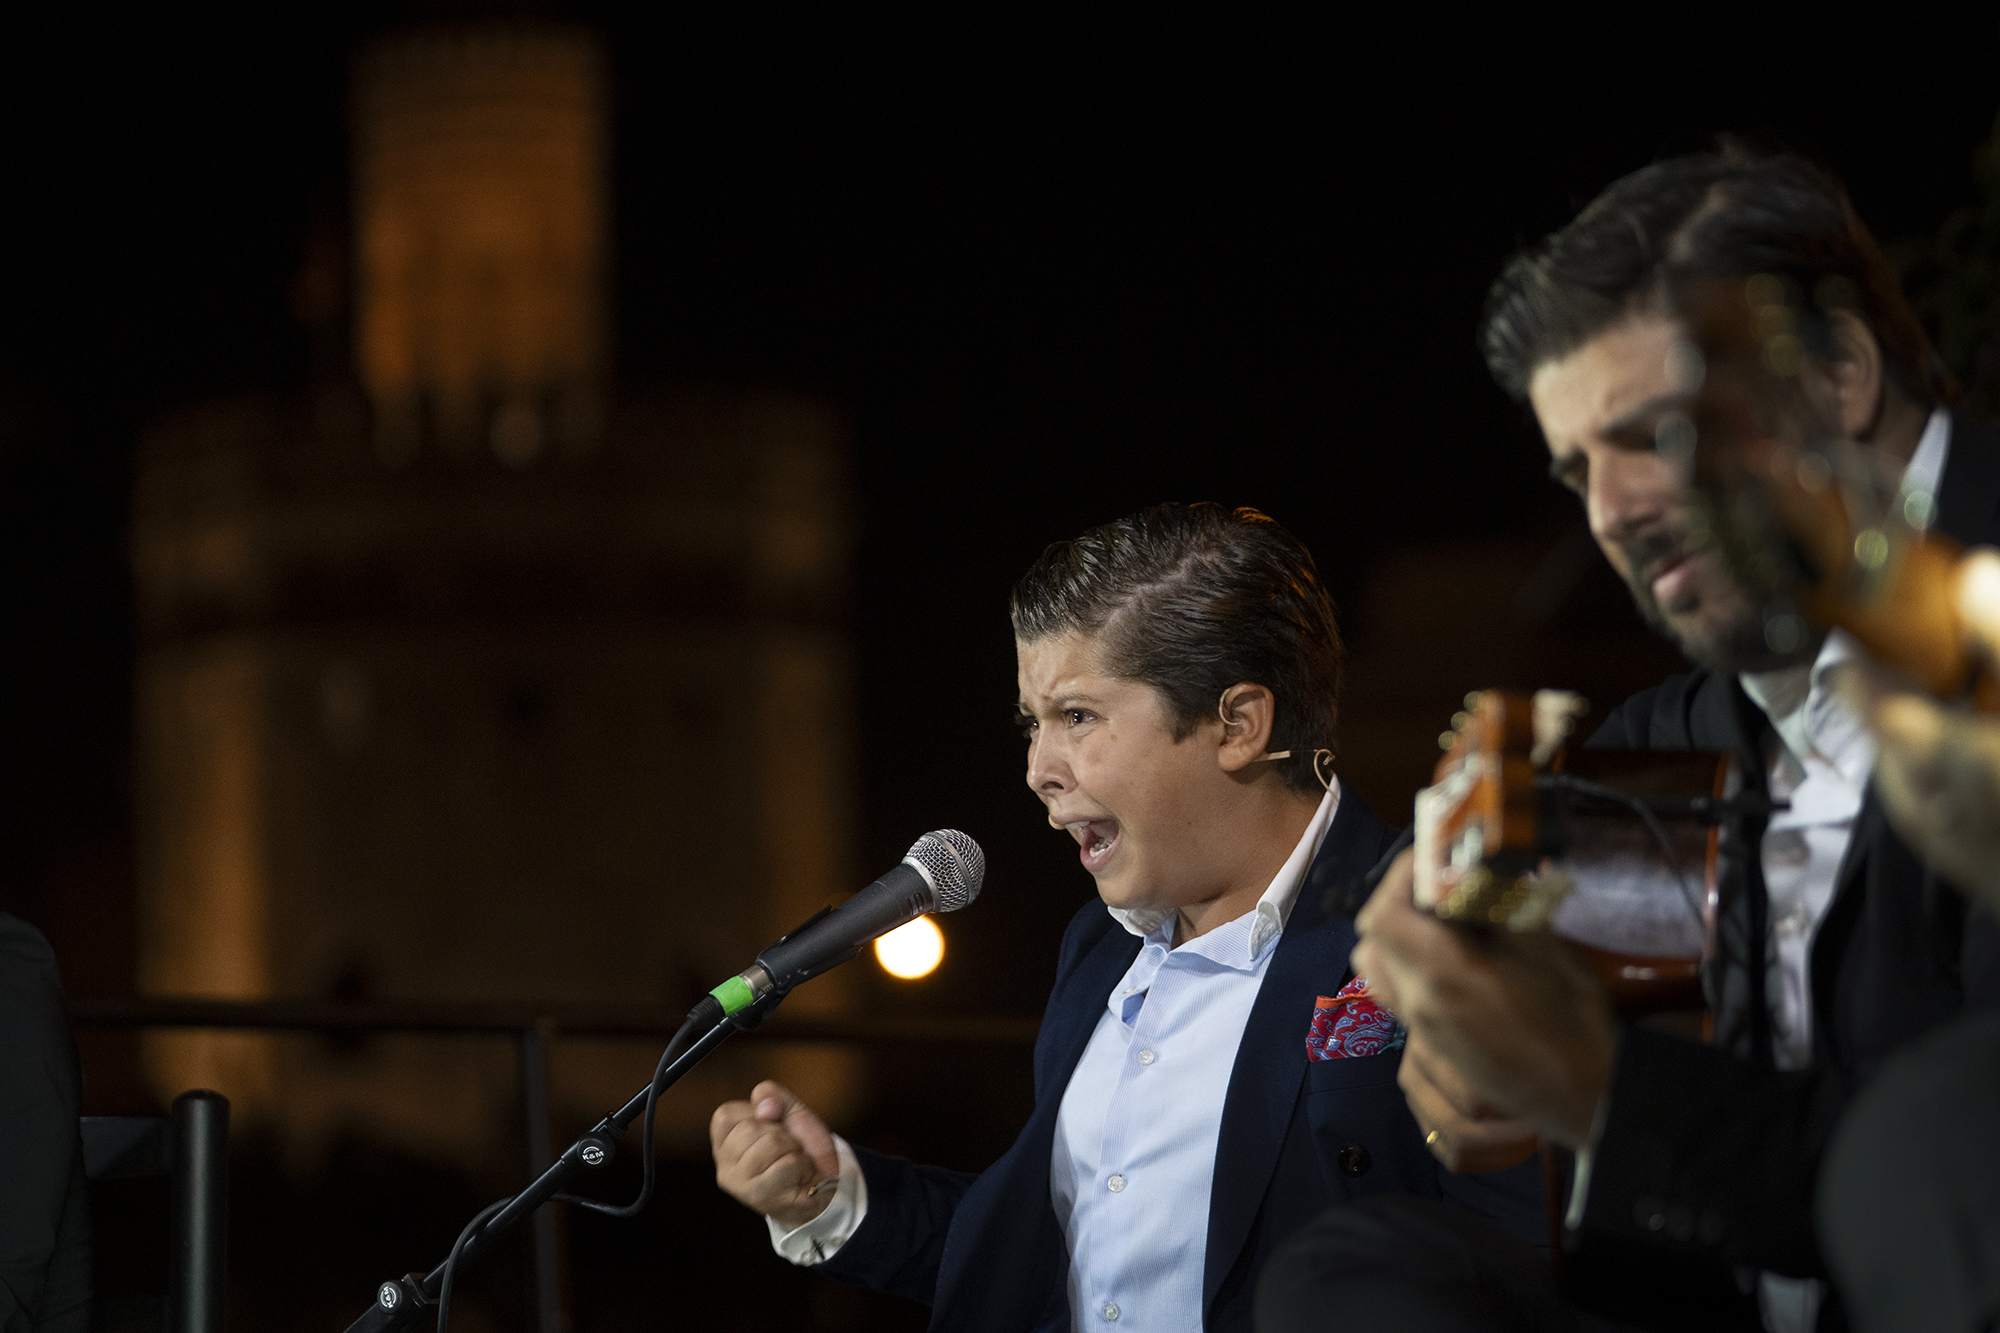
left=1414, top=690, right=1731, bottom=1022
left=1548, top=749, right=1732, bottom=1018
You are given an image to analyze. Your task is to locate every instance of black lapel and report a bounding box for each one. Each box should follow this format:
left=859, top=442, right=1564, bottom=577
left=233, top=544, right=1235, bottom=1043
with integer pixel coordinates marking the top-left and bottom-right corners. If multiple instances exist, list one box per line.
left=1201, top=791, right=1390, bottom=1314
left=1675, top=668, right=1757, bottom=754
left=1809, top=787, right=1888, bottom=1067
left=1936, top=411, right=2000, bottom=546
left=937, top=913, right=1140, bottom=1333
left=1038, top=912, right=1145, bottom=1099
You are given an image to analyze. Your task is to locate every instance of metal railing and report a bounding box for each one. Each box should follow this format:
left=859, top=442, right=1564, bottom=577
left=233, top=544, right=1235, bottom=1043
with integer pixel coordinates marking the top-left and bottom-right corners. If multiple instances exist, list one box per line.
left=68, top=996, right=1039, bottom=1333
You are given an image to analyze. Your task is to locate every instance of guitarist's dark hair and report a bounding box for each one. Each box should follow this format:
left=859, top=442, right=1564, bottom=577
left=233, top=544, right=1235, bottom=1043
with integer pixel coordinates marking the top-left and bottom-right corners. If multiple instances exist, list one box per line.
left=1480, top=141, right=1955, bottom=409
left=1010, top=503, right=1341, bottom=795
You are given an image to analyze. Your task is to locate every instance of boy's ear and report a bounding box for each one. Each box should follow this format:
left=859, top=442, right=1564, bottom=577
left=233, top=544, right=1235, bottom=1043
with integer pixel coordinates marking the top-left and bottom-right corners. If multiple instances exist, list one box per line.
left=1215, top=683, right=1277, bottom=772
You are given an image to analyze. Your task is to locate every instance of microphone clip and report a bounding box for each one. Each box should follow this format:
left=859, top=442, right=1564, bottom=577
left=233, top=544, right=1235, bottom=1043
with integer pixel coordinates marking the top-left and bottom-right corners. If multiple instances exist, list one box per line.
left=751, top=903, right=865, bottom=995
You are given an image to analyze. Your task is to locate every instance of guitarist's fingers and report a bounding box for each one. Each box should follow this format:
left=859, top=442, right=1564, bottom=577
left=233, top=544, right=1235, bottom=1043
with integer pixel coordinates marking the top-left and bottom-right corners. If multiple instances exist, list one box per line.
left=1386, top=941, right=1612, bottom=1151
left=1400, top=1030, right=1504, bottom=1121
left=1353, top=847, right=1414, bottom=937
left=1399, top=1040, right=1540, bottom=1174
left=1957, top=549, right=2000, bottom=661
left=1836, top=594, right=2000, bottom=914
left=1351, top=849, right=1469, bottom=1019
left=1420, top=1113, right=1542, bottom=1174
left=1872, top=691, right=2000, bottom=913
left=1349, top=935, right=1396, bottom=1016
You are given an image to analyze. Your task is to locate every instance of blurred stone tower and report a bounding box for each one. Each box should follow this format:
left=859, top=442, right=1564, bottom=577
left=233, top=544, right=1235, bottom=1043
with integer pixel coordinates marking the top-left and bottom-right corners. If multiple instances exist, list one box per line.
left=130, top=21, right=859, bottom=1167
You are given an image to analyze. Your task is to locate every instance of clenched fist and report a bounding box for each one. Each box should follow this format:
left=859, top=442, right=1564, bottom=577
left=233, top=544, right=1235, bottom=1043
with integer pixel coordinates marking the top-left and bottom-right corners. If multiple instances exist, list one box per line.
left=710, top=1080, right=841, bottom=1229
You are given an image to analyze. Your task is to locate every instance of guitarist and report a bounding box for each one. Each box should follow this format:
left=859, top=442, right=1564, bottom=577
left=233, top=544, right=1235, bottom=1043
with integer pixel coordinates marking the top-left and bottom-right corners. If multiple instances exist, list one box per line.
left=1258, top=145, right=2000, bottom=1332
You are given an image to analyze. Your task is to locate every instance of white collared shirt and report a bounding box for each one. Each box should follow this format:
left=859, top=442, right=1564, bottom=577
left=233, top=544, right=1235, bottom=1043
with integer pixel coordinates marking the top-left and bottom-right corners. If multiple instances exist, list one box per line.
left=1732, top=405, right=1950, bottom=1072
left=1052, top=783, right=1339, bottom=1331
left=1735, top=408, right=1949, bottom=1333
left=1739, top=627, right=1876, bottom=1073
left=767, top=782, right=1342, bottom=1333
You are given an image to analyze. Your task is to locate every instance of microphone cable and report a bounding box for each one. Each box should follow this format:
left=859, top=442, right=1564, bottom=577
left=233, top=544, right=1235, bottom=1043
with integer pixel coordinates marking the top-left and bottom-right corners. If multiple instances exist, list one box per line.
left=559, top=994, right=724, bottom=1218
left=435, top=1198, right=506, bottom=1333
left=434, top=994, right=724, bottom=1333
left=428, top=830, right=982, bottom=1329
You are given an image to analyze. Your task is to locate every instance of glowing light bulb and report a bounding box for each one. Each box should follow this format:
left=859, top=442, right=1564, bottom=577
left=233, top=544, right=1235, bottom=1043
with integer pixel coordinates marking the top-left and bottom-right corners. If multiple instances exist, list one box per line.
left=874, top=916, right=944, bottom=980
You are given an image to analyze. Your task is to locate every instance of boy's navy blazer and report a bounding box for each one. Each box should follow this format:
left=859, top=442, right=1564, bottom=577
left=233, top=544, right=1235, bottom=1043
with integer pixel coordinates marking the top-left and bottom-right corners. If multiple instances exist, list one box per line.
left=820, top=790, right=1544, bottom=1331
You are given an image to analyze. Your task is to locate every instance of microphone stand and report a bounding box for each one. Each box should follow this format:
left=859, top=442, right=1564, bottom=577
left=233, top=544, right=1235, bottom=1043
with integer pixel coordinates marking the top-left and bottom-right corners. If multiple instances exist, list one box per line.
left=339, top=985, right=791, bottom=1333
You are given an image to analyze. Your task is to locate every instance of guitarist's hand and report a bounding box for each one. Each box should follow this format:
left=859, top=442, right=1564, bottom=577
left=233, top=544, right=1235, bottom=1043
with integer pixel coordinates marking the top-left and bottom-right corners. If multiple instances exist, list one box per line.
left=1843, top=548, right=2000, bottom=915
left=1398, top=1031, right=1541, bottom=1172
left=1354, top=848, right=1615, bottom=1151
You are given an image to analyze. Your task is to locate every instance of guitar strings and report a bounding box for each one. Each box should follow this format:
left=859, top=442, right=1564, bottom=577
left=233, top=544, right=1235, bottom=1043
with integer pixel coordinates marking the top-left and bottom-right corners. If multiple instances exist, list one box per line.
left=1539, top=774, right=1708, bottom=930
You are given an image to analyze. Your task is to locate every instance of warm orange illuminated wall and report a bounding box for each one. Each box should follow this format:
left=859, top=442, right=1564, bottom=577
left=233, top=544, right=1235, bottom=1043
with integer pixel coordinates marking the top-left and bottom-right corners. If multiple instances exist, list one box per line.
left=131, top=388, right=863, bottom=1170
left=134, top=641, right=278, bottom=1108
left=352, top=25, right=608, bottom=464
left=127, top=20, right=862, bottom=1173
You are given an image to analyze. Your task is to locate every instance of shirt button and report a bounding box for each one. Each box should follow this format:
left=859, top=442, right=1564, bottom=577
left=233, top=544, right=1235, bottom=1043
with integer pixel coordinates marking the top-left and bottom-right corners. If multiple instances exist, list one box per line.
left=1634, top=1196, right=1667, bottom=1231
left=1107, top=1174, right=1126, bottom=1192
left=1102, top=1303, right=1121, bottom=1322
left=1138, top=1049, right=1156, bottom=1066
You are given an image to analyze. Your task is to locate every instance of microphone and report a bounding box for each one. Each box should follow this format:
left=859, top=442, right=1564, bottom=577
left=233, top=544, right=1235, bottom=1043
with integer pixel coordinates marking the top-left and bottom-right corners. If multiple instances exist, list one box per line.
left=710, top=830, right=985, bottom=1015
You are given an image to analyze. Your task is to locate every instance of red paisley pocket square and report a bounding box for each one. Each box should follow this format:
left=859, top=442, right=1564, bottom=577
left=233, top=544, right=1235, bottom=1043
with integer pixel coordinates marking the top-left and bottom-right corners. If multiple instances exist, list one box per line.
left=1306, top=976, right=1403, bottom=1060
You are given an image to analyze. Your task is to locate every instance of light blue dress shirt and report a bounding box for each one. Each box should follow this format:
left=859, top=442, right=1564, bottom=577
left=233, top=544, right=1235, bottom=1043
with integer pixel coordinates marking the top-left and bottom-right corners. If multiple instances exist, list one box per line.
left=769, top=786, right=1342, bottom=1331
left=1049, top=784, right=1339, bottom=1330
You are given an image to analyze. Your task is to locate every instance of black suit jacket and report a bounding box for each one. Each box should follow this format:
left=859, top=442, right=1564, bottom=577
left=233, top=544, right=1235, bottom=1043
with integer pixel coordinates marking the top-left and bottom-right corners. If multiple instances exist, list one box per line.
left=1575, top=411, right=2000, bottom=1280
left=0, top=914, right=92, bottom=1333
left=819, top=791, right=1544, bottom=1331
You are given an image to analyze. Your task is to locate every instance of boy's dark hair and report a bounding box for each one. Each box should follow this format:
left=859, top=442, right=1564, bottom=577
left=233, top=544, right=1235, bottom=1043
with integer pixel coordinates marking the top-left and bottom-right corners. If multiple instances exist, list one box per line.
left=1010, top=503, right=1341, bottom=794
left=1481, top=143, right=1954, bottom=407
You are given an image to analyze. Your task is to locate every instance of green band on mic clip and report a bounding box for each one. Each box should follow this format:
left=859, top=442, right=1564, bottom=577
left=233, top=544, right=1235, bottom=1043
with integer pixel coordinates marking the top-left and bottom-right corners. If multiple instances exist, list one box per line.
left=710, top=975, right=756, bottom=1016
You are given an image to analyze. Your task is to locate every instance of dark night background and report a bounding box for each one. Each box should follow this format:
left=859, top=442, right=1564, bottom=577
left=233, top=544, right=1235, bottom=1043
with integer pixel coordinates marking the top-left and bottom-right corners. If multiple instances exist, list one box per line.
left=3, top=6, right=1998, bottom=1328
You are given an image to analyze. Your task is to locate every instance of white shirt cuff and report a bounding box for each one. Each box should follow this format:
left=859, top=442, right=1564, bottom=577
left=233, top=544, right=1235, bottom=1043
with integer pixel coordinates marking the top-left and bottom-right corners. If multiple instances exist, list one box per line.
left=1563, top=1094, right=1612, bottom=1233
left=766, top=1134, right=867, bottom=1266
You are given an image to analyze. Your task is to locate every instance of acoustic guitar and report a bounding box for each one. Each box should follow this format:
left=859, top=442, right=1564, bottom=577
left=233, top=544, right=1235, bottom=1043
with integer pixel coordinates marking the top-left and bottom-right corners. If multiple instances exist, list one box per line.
left=1413, top=689, right=1732, bottom=1019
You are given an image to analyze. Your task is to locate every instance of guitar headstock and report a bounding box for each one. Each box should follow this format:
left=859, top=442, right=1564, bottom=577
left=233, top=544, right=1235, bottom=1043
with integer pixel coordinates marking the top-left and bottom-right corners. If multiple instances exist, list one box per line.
left=1411, top=689, right=1585, bottom=927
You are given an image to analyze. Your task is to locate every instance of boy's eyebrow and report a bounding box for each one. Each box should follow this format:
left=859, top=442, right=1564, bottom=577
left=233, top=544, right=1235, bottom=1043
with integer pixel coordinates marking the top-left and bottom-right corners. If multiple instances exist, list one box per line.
left=1018, top=691, right=1104, bottom=712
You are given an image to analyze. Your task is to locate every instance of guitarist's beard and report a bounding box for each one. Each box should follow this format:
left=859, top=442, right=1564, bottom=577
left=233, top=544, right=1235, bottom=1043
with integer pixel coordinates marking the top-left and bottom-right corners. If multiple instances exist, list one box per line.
left=1613, top=522, right=1813, bottom=673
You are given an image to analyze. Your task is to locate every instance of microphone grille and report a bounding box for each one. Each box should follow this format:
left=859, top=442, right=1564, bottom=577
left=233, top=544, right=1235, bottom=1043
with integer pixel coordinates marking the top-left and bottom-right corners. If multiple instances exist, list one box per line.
left=904, top=830, right=985, bottom=912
